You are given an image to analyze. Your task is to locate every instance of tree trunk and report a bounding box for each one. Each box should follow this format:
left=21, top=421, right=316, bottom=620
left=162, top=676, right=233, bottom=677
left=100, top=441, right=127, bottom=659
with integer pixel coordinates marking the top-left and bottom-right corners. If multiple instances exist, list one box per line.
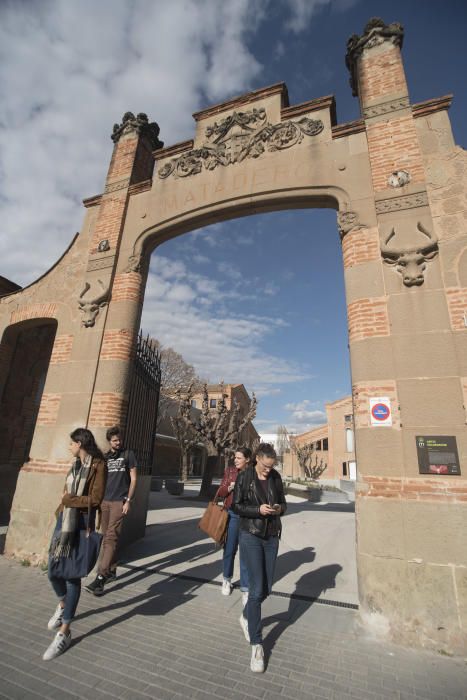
left=199, top=453, right=221, bottom=498
left=180, top=452, right=189, bottom=482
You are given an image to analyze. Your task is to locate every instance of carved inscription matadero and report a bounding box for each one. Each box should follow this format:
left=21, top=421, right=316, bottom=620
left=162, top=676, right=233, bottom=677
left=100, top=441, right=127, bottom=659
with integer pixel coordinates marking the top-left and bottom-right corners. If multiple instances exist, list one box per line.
left=158, top=108, right=324, bottom=179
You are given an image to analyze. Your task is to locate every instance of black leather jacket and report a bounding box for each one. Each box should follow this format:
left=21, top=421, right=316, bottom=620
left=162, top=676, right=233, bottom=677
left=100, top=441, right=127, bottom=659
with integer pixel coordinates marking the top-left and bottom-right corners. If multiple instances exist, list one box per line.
left=232, top=465, right=287, bottom=538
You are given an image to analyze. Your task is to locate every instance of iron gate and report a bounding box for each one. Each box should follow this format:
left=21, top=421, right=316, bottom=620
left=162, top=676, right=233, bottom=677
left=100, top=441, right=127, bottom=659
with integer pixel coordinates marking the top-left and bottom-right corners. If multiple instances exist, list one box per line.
left=125, top=331, right=161, bottom=475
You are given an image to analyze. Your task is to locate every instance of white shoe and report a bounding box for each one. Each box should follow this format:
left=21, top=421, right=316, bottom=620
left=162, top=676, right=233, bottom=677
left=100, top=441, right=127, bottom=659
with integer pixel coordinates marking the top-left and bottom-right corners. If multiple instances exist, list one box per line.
left=47, top=603, right=64, bottom=630
left=42, top=631, right=71, bottom=661
left=242, top=591, right=249, bottom=608
left=239, top=613, right=250, bottom=642
left=221, top=579, right=232, bottom=596
left=250, top=643, right=264, bottom=673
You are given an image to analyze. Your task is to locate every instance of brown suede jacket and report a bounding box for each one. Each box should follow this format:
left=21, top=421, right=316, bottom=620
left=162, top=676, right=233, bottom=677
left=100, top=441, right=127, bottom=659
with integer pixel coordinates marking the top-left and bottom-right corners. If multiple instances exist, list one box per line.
left=58, top=457, right=107, bottom=513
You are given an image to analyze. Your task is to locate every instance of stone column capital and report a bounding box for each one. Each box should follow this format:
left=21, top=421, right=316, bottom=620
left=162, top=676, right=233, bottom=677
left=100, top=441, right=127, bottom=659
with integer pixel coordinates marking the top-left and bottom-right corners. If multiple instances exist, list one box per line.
left=346, top=18, right=404, bottom=97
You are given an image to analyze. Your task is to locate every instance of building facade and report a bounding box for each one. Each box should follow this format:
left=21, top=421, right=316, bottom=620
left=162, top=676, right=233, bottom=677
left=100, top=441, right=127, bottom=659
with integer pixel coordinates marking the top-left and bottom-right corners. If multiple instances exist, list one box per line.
left=283, top=396, right=356, bottom=482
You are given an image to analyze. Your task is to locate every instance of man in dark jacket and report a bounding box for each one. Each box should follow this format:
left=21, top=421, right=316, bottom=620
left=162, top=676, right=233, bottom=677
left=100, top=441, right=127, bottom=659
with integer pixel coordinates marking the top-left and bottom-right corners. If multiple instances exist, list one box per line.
left=232, top=443, right=286, bottom=673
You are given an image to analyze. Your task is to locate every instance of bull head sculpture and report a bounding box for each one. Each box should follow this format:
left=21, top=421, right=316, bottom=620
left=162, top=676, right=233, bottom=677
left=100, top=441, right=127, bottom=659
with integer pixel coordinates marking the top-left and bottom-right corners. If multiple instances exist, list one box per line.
left=78, top=279, right=110, bottom=327
left=380, top=222, right=438, bottom=287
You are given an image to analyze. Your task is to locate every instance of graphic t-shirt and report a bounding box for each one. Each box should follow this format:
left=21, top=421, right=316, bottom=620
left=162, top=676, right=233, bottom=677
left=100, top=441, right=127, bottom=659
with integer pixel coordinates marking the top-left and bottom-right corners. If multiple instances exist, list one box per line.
left=104, top=448, right=137, bottom=501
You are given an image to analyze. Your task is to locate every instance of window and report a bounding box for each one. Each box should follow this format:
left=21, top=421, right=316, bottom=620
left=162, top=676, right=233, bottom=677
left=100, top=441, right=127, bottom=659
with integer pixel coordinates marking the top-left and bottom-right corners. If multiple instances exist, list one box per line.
left=342, top=461, right=348, bottom=476
left=345, top=428, right=354, bottom=453
left=210, top=398, right=217, bottom=408
left=344, top=413, right=353, bottom=424
left=316, top=440, right=322, bottom=451
left=323, top=438, right=328, bottom=451
left=191, top=400, right=197, bottom=408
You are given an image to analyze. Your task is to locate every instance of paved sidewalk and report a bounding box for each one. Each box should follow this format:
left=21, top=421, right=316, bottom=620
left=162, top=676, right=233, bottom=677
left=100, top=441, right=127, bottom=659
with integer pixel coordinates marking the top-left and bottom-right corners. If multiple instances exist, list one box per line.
left=0, top=489, right=466, bottom=700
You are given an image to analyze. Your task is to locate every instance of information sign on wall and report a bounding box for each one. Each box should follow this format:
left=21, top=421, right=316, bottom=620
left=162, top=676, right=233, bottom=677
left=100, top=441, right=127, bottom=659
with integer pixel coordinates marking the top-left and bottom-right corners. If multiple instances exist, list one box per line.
left=369, top=397, right=392, bottom=427
left=416, top=436, right=461, bottom=475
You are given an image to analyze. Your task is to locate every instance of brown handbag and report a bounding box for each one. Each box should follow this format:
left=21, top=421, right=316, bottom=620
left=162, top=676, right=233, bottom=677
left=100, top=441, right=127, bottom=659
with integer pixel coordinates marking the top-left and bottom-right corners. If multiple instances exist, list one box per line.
left=198, top=488, right=228, bottom=545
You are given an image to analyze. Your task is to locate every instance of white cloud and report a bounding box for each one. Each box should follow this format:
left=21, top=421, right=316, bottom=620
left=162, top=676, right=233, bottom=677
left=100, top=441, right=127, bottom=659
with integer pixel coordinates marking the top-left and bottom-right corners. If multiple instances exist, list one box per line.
left=142, top=254, right=311, bottom=390
left=283, top=399, right=326, bottom=431
left=282, top=0, right=330, bottom=33
left=0, top=0, right=266, bottom=285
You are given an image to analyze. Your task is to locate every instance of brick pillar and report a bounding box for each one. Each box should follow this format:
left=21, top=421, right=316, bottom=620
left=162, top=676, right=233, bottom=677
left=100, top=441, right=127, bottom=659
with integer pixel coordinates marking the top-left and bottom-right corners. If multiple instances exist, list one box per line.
left=345, top=19, right=467, bottom=653
left=85, top=113, right=162, bottom=446
left=5, top=114, right=162, bottom=562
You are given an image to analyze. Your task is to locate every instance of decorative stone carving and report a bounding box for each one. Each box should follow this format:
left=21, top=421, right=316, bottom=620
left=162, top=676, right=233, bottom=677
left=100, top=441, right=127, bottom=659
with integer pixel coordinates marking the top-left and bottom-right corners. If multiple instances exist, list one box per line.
left=380, top=222, right=438, bottom=287
left=375, top=191, right=428, bottom=214
left=158, top=109, right=324, bottom=179
left=387, top=170, right=410, bottom=188
left=87, top=254, right=115, bottom=272
left=346, top=18, right=404, bottom=96
left=205, top=108, right=267, bottom=140
left=97, top=239, right=110, bottom=252
left=104, top=178, right=131, bottom=194
left=363, top=96, right=410, bottom=119
left=77, top=279, right=111, bottom=327
left=125, top=254, right=143, bottom=273
left=111, top=112, right=163, bottom=149
left=337, top=211, right=360, bottom=237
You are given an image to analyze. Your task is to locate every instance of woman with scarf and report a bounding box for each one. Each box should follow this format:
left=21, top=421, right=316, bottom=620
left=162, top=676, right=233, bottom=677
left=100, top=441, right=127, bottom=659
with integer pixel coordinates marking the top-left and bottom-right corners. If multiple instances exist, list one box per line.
left=43, top=428, right=106, bottom=661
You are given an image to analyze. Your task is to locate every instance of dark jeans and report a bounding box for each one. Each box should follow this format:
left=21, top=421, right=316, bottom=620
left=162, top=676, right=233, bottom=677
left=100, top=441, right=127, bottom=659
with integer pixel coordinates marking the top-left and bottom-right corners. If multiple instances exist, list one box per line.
left=47, top=510, right=88, bottom=624
left=48, top=573, right=81, bottom=624
left=239, top=530, right=279, bottom=645
left=223, top=510, right=248, bottom=591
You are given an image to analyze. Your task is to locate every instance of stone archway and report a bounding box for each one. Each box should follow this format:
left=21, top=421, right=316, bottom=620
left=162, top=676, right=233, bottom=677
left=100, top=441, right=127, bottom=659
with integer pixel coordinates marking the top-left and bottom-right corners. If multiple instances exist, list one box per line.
left=1, top=19, right=466, bottom=653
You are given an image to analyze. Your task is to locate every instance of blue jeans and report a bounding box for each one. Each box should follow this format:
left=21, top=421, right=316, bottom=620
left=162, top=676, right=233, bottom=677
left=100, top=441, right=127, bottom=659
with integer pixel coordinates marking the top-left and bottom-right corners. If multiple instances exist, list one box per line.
left=48, top=573, right=81, bottom=624
left=239, top=530, right=279, bottom=644
left=47, top=511, right=87, bottom=624
left=223, top=510, right=248, bottom=591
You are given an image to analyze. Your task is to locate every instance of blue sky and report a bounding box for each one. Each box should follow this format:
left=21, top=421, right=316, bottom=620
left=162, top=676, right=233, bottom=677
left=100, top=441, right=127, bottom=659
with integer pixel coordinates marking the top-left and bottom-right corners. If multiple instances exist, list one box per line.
left=1, top=0, right=466, bottom=435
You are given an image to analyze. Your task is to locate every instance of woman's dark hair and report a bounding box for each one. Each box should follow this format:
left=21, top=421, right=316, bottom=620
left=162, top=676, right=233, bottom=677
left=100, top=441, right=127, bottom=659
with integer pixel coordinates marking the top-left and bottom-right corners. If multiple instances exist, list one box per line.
left=70, top=428, right=104, bottom=459
left=106, top=425, right=122, bottom=442
left=235, top=446, right=252, bottom=462
left=255, top=442, right=277, bottom=460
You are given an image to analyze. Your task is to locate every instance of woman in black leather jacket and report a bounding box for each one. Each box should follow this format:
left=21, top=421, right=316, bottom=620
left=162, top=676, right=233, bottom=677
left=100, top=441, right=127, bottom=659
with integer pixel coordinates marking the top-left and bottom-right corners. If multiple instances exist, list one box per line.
left=232, top=443, right=286, bottom=673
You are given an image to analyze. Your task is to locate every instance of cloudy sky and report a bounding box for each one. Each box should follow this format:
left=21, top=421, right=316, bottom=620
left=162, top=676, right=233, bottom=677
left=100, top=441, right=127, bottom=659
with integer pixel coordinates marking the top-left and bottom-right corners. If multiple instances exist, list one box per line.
left=1, top=0, right=466, bottom=434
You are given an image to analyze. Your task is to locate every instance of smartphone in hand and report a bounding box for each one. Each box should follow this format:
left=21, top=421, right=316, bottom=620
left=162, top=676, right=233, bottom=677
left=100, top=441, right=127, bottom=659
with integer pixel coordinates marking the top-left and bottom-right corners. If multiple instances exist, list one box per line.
left=272, top=503, right=281, bottom=513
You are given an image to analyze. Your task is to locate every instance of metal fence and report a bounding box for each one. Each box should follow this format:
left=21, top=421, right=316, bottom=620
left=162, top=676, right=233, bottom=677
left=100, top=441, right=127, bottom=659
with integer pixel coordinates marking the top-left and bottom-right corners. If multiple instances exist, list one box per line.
left=125, top=331, right=161, bottom=475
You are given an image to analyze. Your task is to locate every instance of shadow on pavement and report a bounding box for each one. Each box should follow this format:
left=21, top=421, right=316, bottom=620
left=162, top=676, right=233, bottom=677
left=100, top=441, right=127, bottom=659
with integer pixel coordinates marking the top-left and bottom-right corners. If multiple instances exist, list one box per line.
left=73, top=541, right=222, bottom=646
left=262, top=562, right=343, bottom=668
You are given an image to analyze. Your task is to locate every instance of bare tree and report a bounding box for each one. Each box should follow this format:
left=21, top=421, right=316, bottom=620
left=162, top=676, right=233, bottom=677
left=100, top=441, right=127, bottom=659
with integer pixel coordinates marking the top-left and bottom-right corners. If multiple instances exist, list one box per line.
left=170, top=385, right=200, bottom=481
left=276, top=425, right=289, bottom=466
left=150, top=339, right=203, bottom=429
left=292, top=442, right=327, bottom=480
left=172, top=382, right=257, bottom=497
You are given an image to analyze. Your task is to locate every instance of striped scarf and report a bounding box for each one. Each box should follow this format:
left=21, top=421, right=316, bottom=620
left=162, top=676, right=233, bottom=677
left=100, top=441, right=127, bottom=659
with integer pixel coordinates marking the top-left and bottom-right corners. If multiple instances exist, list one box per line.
left=50, top=455, right=92, bottom=560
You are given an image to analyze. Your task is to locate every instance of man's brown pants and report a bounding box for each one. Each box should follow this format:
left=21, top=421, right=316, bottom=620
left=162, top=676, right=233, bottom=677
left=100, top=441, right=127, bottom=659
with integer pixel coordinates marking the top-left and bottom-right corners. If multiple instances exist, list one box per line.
left=98, top=500, right=124, bottom=576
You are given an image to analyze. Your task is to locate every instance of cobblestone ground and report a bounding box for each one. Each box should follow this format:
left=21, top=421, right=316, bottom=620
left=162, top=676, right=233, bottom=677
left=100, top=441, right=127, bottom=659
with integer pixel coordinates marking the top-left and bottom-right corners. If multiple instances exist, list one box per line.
left=0, top=555, right=466, bottom=700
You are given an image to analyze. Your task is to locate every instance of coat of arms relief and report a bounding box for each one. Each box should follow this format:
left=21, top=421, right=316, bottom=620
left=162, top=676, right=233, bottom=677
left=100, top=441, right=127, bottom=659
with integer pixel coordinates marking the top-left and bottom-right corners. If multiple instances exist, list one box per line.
left=158, top=107, right=324, bottom=179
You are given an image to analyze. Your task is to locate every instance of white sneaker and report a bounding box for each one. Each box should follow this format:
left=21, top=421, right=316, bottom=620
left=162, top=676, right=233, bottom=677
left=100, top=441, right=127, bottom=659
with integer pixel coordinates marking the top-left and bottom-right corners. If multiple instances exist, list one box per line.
left=242, top=591, right=249, bottom=608
left=221, top=579, right=232, bottom=596
left=42, top=631, right=71, bottom=661
left=250, top=643, right=264, bottom=673
left=239, top=613, right=250, bottom=642
left=47, top=603, right=64, bottom=630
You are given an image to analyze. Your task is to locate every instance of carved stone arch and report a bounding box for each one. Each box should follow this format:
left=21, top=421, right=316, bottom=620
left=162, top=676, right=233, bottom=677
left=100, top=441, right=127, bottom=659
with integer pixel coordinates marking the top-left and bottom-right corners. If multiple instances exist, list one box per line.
left=123, top=184, right=353, bottom=273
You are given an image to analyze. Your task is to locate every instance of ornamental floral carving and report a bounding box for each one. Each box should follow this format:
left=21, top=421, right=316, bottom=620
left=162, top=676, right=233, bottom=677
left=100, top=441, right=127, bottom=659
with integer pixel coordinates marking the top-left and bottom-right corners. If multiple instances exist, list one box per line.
left=337, top=211, right=360, bottom=238
left=111, top=112, right=163, bottom=149
left=158, top=109, right=324, bottom=179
